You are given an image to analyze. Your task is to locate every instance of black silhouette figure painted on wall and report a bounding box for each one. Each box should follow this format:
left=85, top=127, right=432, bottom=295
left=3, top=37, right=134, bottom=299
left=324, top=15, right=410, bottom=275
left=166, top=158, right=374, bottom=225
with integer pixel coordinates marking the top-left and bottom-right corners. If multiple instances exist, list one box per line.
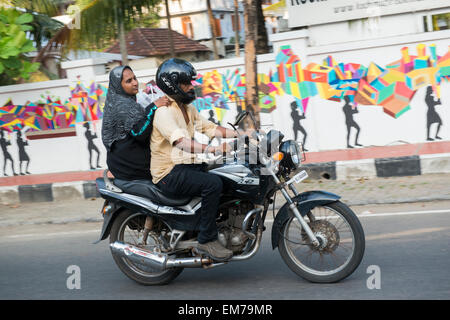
left=16, top=131, right=30, bottom=175
left=0, top=130, right=17, bottom=176
left=83, top=122, right=101, bottom=170
left=290, top=101, right=308, bottom=151
left=205, top=109, right=222, bottom=145
left=343, top=96, right=362, bottom=148
left=208, top=109, right=219, bottom=125
left=425, top=86, right=443, bottom=141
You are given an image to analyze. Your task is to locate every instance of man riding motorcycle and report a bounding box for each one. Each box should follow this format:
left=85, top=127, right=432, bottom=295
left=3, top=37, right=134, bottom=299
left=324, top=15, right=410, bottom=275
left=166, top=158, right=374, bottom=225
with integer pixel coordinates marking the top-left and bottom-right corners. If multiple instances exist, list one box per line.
left=96, top=62, right=366, bottom=285
left=151, top=58, right=243, bottom=262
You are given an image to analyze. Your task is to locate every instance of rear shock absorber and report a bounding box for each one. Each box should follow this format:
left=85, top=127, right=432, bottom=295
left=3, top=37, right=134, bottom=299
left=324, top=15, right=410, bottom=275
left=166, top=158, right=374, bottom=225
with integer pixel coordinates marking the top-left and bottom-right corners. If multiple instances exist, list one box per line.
left=139, top=216, right=154, bottom=245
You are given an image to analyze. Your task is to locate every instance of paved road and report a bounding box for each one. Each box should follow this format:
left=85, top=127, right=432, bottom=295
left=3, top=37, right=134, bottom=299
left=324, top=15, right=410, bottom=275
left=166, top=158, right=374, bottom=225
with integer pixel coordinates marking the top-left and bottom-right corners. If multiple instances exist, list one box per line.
left=0, top=201, right=449, bottom=300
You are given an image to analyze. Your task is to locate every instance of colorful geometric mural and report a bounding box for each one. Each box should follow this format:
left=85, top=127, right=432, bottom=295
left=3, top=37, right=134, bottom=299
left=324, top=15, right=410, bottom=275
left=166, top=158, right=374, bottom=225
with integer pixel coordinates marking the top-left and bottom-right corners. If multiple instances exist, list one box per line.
left=192, top=68, right=245, bottom=123
left=192, top=43, right=450, bottom=120
left=69, top=82, right=107, bottom=124
left=0, top=82, right=107, bottom=137
left=1, top=43, right=449, bottom=136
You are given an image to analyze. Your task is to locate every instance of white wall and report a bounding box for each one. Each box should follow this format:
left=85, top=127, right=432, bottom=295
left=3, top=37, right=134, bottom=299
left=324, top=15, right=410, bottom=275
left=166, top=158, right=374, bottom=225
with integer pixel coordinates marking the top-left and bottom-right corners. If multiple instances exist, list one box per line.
left=0, top=79, right=70, bottom=105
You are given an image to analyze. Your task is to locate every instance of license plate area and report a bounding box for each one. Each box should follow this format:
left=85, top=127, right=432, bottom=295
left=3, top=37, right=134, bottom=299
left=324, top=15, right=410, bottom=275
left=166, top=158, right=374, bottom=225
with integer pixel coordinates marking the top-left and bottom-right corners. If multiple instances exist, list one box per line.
left=287, top=170, right=308, bottom=185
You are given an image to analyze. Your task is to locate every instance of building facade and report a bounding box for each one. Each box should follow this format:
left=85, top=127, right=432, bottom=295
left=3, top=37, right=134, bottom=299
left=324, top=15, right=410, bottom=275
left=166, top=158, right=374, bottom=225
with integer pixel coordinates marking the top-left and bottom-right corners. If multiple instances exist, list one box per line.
left=286, top=0, right=450, bottom=46
left=158, top=0, right=245, bottom=57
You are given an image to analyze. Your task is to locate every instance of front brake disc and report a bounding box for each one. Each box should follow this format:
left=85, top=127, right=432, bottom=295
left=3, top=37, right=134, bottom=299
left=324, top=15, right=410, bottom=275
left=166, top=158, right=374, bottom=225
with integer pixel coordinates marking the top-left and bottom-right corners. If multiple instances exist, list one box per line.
left=301, top=220, right=340, bottom=253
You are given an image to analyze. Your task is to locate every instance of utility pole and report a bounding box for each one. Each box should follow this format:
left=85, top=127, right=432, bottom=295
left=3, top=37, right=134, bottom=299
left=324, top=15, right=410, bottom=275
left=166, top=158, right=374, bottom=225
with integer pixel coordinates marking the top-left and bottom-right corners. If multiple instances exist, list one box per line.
left=206, top=0, right=219, bottom=60
left=243, top=0, right=260, bottom=129
left=234, top=0, right=240, bottom=57
left=165, top=0, right=175, bottom=58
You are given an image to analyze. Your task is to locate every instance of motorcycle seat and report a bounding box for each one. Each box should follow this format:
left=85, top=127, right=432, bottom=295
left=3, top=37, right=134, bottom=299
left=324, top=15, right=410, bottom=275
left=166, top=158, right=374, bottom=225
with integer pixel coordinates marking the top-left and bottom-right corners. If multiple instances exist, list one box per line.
left=104, top=178, right=192, bottom=207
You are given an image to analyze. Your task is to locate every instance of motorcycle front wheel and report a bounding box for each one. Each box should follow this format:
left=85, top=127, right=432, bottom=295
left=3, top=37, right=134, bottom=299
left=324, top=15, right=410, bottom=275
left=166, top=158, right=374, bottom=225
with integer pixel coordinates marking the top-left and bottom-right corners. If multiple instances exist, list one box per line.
left=278, top=201, right=365, bottom=283
left=109, top=209, right=183, bottom=285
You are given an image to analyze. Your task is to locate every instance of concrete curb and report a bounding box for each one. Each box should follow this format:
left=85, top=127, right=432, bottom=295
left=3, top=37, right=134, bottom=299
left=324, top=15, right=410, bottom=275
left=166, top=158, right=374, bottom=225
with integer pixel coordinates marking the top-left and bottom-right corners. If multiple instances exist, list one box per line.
left=1, top=153, right=449, bottom=204
left=303, top=153, right=450, bottom=180
left=0, top=181, right=99, bottom=204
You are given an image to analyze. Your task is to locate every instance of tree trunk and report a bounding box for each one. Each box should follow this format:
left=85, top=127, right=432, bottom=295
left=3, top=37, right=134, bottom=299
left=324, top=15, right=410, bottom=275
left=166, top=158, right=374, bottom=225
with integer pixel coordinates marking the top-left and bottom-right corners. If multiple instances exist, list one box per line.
left=206, top=0, right=219, bottom=60
left=115, top=4, right=129, bottom=65
left=33, top=26, right=67, bottom=63
left=255, top=0, right=269, bottom=54
left=243, top=0, right=260, bottom=129
left=165, top=0, right=175, bottom=58
left=234, top=0, right=240, bottom=57
left=118, top=18, right=129, bottom=65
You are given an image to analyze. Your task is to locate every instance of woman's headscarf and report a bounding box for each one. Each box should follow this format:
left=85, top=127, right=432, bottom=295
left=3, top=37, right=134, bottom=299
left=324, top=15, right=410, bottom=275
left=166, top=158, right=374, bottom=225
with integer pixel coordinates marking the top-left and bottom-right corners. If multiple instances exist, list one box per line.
left=101, top=66, right=147, bottom=152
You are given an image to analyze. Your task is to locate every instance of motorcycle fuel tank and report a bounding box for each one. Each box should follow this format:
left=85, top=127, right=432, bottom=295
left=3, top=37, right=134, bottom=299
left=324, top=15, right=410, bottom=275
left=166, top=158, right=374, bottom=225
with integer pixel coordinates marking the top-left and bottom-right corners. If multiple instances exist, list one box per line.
left=208, top=163, right=260, bottom=199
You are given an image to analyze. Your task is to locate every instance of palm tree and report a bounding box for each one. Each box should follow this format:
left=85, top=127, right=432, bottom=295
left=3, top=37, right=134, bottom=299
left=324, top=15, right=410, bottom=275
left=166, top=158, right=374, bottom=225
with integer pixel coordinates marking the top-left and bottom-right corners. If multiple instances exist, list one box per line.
left=67, top=0, right=162, bottom=65
left=9, top=0, right=162, bottom=65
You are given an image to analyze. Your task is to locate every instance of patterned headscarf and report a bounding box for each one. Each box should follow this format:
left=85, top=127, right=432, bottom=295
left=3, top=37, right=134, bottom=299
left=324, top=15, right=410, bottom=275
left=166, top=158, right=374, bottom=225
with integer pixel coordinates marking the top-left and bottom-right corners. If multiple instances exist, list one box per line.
left=101, top=66, right=147, bottom=152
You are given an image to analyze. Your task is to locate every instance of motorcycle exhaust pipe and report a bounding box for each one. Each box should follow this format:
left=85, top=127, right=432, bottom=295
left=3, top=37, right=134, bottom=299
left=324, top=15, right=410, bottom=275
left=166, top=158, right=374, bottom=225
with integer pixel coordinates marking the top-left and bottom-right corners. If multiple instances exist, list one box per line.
left=110, top=242, right=212, bottom=270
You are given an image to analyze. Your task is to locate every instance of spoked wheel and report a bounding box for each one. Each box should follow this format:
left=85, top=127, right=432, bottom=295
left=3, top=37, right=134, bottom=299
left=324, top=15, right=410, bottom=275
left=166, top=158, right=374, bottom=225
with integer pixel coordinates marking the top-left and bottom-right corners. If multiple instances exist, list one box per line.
left=109, top=210, right=183, bottom=285
left=278, top=201, right=365, bottom=283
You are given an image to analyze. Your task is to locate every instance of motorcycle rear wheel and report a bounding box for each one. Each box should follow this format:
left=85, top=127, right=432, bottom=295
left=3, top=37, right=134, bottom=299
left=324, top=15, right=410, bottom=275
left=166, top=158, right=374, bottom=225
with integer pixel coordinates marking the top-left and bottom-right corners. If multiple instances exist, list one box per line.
left=109, top=210, right=183, bottom=285
left=278, top=201, right=365, bottom=283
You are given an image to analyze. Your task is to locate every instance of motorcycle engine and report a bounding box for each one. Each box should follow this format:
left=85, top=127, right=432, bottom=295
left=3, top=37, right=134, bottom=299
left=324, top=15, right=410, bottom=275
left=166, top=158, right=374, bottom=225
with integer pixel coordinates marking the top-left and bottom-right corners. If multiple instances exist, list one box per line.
left=217, top=201, right=254, bottom=254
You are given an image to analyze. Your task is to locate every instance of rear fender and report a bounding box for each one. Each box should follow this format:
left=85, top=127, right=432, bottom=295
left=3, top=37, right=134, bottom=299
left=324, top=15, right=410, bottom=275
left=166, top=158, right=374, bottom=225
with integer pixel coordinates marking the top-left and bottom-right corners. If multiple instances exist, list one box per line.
left=271, top=190, right=340, bottom=249
left=93, top=201, right=123, bottom=244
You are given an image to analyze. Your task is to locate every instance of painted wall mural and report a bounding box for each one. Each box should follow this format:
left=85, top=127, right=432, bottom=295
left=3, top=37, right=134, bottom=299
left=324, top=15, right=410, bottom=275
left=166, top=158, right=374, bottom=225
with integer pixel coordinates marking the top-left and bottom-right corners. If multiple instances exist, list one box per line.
left=192, top=43, right=450, bottom=118
left=0, top=43, right=449, bottom=176
left=190, top=43, right=449, bottom=149
left=0, top=82, right=107, bottom=135
left=0, top=82, right=107, bottom=175
left=1, top=44, right=448, bottom=133
left=0, top=129, right=16, bottom=176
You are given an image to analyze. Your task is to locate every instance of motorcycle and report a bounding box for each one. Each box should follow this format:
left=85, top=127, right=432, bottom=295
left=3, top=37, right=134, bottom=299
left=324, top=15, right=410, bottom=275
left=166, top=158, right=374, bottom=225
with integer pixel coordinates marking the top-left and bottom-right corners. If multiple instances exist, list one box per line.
left=95, top=111, right=365, bottom=285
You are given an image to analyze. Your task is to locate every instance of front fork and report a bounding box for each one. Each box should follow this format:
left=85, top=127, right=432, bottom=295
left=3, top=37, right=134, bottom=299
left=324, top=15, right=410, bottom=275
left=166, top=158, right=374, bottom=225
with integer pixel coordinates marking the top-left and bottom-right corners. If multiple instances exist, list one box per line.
left=271, top=172, right=320, bottom=248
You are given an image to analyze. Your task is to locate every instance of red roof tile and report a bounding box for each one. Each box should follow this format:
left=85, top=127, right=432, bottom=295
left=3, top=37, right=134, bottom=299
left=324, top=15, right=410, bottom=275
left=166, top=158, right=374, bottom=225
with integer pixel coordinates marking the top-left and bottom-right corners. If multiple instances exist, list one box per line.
left=105, top=28, right=211, bottom=57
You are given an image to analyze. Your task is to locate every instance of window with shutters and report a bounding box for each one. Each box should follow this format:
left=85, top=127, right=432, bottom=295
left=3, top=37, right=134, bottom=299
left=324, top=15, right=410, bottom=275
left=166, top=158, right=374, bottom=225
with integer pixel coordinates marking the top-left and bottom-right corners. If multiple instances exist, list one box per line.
left=181, top=16, right=194, bottom=38
left=214, top=17, right=222, bottom=37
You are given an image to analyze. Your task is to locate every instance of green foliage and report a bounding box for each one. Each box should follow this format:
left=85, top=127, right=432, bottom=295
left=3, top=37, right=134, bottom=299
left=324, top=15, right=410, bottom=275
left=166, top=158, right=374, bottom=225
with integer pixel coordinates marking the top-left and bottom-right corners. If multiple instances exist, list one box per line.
left=66, top=0, right=162, bottom=52
left=9, top=0, right=66, bottom=50
left=0, top=7, right=40, bottom=85
left=9, top=0, right=163, bottom=55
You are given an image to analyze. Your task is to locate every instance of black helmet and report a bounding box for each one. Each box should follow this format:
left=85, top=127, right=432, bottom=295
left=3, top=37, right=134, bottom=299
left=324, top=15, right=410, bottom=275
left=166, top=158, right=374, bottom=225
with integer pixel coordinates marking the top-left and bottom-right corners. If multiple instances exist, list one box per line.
left=156, top=58, right=197, bottom=104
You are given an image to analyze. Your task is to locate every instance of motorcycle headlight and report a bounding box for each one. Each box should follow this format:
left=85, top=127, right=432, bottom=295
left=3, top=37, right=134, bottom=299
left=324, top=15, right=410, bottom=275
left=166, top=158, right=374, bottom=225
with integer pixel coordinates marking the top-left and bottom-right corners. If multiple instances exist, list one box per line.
left=280, top=140, right=302, bottom=169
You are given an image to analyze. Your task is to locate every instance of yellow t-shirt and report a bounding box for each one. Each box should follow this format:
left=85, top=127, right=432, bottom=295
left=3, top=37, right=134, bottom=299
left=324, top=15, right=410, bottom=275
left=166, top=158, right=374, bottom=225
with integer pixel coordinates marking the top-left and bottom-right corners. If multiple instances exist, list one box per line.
left=150, top=99, right=218, bottom=184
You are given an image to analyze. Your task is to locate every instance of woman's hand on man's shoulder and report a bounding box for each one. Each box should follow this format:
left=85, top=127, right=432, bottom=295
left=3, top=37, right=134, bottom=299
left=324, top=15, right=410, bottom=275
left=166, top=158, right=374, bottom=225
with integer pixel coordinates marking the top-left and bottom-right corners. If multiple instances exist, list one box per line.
left=154, top=96, right=170, bottom=108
